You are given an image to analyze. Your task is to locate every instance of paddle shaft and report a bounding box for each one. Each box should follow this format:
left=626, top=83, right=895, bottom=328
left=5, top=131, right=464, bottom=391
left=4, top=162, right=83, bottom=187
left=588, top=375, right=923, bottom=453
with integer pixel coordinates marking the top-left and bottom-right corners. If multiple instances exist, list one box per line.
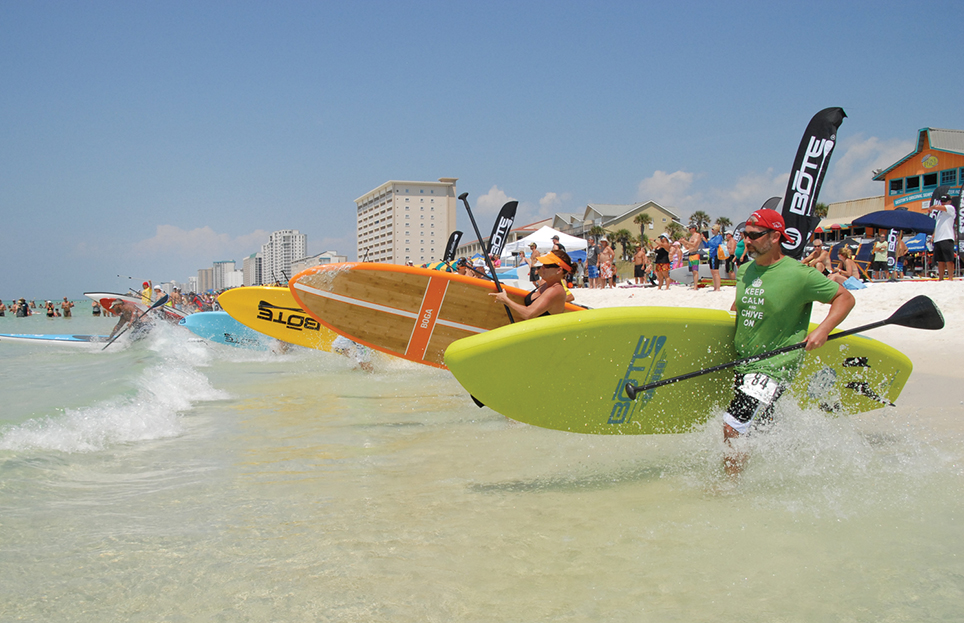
left=458, top=193, right=514, bottom=324
left=629, top=318, right=888, bottom=394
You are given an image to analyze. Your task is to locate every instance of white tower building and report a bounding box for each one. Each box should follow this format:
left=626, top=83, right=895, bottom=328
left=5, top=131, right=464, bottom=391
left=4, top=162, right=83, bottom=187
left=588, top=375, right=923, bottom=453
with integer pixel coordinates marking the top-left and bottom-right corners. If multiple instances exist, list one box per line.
left=261, top=230, right=307, bottom=284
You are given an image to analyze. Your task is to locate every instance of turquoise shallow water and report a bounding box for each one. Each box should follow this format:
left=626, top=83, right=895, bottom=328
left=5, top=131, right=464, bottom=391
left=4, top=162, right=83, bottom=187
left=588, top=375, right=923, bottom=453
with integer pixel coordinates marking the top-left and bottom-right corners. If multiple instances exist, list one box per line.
left=1, top=311, right=962, bottom=621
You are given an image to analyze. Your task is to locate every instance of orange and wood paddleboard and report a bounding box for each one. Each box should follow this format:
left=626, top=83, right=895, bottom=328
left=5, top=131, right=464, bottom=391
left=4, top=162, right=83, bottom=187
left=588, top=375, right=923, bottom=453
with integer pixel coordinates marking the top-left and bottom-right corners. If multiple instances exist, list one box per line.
left=289, top=263, right=583, bottom=369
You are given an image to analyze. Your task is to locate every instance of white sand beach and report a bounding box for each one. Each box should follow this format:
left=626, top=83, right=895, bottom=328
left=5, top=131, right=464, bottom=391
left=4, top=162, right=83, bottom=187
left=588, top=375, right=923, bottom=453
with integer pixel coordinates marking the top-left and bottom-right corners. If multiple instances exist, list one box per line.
left=571, top=280, right=964, bottom=432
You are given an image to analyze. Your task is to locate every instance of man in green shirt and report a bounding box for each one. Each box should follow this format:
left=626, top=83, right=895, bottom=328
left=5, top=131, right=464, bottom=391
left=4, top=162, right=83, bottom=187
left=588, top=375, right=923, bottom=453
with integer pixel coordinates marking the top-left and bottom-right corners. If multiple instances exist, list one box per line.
left=724, top=209, right=855, bottom=474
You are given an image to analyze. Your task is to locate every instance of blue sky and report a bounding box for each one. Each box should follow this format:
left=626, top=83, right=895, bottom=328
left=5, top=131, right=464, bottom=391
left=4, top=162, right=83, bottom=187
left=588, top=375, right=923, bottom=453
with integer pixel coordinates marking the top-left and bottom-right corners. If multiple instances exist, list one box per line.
left=1, top=0, right=961, bottom=297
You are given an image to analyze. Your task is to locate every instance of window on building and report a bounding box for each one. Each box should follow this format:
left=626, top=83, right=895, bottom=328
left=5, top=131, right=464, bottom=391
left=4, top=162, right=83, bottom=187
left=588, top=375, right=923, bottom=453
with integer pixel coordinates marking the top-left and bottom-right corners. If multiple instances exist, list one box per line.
left=923, top=173, right=938, bottom=189
left=889, top=179, right=904, bottom=195
left=905, top=176, right=920, bottom=193
left=940, top=169, right=958, bottom=186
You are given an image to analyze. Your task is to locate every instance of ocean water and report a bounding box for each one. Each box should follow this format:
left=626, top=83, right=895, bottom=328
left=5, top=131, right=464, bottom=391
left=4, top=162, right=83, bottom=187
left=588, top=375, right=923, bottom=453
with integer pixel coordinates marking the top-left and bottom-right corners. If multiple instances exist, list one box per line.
left=1, top=311, right=962, bottom=622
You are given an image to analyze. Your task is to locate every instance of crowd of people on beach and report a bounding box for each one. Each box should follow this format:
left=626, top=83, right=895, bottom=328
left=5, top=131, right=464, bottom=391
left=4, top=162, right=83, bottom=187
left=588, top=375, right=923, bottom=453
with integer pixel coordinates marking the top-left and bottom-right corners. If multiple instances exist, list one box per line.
left=439, top=215, right=959, bottom=295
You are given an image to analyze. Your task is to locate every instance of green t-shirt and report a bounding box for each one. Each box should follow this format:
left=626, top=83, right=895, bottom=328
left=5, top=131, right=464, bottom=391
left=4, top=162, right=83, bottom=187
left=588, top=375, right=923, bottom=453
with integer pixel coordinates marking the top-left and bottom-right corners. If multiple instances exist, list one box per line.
left=734, top=256, right=841, bottom=382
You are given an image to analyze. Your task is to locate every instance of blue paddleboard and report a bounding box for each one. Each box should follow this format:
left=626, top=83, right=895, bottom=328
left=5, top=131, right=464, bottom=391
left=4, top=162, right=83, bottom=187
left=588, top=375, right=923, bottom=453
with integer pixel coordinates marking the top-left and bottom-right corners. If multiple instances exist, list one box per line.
left=178, top=312, right=275, bottom=349
left=0, top=333, right=110, bottom=346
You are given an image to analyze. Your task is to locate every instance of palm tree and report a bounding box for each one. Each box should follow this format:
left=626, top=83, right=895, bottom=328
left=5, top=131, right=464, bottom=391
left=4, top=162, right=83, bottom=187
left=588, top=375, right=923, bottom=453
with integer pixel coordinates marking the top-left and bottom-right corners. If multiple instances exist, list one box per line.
left=665, top=221, right=686, bottom=240
left=588, top=225, right=606, bottom=240
left=715, top=216, right=732, bottom=232
left=633, top=212, right=653, bottom=240
left=689, top=210, right=711, bottom=232
left=814, top=202, right=829, bottom=219
left=611, top=228, right=634, bottom=260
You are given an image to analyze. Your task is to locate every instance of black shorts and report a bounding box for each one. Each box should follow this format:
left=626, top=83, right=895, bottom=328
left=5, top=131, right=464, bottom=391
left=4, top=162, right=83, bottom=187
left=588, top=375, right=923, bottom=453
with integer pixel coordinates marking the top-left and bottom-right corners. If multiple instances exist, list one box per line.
left=634, top=265, right=645, bottom=278
left=708, top=255, right=721, bottom=270
left=871, top=260, right=889, bottom=272
left=723, top=373, right=786, bottom=435
left=934, top=239, right=956, bottom=263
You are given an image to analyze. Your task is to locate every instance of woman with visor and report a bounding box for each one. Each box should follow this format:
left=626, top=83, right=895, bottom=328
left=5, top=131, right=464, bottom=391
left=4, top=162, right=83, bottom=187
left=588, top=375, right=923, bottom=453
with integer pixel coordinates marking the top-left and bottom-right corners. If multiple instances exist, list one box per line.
left=490, top=250, right=574, bottom=320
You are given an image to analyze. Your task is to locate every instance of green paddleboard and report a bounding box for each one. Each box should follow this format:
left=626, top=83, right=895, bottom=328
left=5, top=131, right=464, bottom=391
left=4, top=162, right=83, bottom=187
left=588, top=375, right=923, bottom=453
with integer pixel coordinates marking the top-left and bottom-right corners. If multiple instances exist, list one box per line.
left=444, top=307, right=913, bottom=435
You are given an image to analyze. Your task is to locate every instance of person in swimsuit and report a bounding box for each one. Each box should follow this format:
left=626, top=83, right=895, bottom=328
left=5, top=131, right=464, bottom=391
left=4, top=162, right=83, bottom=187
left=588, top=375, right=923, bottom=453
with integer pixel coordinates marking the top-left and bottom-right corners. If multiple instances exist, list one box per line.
left=61, top=297, right=73, bottom=318
left=829, top=247, right=859, bottom=285
left=108, top=300, right=140, bottom=340
left=683, top=225, right=703, bottom=291
left=802, top=239, right=832, bottom=275
left=598, top=239, right=615, bottom=288
left=490, top=250, right=573, bottom=320
left=654, top=233, right=672, bottom=289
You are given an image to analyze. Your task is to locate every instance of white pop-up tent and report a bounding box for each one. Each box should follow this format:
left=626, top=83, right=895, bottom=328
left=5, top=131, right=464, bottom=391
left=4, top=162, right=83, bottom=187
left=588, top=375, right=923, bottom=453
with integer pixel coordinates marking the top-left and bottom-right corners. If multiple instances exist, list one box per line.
left=502, top=226, right=588, bottom=258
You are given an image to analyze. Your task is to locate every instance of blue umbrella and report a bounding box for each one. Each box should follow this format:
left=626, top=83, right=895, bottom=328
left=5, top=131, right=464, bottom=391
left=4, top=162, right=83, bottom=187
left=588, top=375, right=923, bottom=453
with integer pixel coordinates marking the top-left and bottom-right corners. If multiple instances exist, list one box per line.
left=852, top=209, right=935, bottom=234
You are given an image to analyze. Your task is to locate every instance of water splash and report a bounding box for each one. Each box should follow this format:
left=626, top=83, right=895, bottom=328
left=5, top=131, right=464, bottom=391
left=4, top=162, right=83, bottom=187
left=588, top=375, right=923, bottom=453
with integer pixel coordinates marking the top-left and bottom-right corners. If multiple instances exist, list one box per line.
left=0, top=322, right=229, bottom=453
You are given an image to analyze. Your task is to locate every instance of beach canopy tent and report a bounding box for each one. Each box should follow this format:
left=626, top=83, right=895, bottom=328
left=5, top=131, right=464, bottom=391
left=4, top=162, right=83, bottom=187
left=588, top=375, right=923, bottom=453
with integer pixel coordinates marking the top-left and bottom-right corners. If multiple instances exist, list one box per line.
left=852, top=210, right=935, bottom=234
left=502, top=226, right=588, bottom=257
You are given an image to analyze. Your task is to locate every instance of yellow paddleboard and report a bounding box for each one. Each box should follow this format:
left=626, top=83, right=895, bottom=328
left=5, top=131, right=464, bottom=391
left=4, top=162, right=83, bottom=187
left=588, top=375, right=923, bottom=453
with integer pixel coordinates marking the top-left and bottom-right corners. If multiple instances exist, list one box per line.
left=444, top=307, right=913, bottom=435
left=217, top=287, right=338, bottom=351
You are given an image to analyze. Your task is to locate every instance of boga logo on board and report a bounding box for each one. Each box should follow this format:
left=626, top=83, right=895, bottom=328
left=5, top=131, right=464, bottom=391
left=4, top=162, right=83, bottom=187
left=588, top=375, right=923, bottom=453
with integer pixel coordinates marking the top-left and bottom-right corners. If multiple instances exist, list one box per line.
left=256, top=300, right=322, bottom=332
left=609, top=334, right=668, bottom=425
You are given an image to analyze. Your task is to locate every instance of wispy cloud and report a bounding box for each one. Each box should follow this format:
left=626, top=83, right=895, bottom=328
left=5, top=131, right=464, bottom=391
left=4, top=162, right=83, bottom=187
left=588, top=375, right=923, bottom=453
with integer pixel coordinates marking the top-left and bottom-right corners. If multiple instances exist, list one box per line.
left=633, top=134, right=912, bottom=222
left=474, top=185, right=518, bottom=217
left=636, top=170, right=701, bottom=212
left=822, top=134, right=913, bottom=202
left=131, top=225, right=271, bottom=259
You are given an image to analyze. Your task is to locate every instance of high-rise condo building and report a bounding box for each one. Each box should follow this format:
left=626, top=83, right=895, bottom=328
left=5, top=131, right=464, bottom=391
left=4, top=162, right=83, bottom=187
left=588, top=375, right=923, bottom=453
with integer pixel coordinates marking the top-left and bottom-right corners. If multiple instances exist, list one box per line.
left=260, top=229, right=307, bottom=284
left=355, top=178, right=458, bottom=264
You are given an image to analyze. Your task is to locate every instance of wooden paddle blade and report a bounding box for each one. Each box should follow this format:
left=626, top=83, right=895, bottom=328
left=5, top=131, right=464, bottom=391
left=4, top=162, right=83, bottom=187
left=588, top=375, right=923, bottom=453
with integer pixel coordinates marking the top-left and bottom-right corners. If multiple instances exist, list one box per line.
left=888, top=295, right=944, bottom=330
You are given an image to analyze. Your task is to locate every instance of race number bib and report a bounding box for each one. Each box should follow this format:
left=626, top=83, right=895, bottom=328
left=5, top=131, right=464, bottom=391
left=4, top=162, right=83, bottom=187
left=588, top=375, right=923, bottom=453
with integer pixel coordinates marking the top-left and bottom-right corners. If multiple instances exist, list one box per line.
left=738, top=373, right=781, bottom=403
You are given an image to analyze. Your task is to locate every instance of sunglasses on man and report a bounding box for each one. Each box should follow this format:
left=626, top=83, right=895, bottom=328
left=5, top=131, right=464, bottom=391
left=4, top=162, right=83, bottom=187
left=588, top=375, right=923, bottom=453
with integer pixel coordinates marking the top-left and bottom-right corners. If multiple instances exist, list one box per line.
left=743, top=229, right=773, bottom=240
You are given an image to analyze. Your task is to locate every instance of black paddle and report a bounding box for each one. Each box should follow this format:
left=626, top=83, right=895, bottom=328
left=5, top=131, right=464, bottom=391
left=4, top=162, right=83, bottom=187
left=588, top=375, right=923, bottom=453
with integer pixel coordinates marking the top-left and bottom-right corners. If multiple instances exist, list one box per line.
left=102, top=294, right=170, bottom=350
left=458, top=192, right=514, bottom=324
left=624, top=295, right=944, bottom=400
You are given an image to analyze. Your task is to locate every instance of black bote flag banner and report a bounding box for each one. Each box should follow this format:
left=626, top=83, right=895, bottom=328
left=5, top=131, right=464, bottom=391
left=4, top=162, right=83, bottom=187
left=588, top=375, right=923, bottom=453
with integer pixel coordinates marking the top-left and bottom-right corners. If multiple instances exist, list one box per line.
left=486, top=201, right=518, bottom=258
left=780, top=107, right=847, bottom=259
left=443, top=230, right=463, bottom=262
left=958, top=183, right=964, bottom=248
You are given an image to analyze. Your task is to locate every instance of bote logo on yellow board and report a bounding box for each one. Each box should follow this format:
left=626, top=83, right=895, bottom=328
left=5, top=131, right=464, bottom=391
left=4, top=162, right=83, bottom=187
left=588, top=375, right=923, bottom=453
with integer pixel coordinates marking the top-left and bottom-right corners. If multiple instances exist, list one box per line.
left=922, top=154, right=939, bottom=169
left=256, top=300, right=322, bottom=332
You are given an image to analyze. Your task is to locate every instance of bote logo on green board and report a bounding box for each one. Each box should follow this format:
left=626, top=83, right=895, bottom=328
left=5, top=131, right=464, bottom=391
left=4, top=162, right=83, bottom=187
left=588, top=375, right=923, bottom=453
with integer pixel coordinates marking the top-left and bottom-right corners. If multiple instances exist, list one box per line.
left=610, top=334, right=668, bottom=425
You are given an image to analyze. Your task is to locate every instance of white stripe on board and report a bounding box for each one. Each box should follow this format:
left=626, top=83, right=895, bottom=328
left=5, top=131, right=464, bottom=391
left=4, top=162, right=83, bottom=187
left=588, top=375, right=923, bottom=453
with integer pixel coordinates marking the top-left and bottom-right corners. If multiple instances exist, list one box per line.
left=293, top=282, right=418, bottom=319
left=293, top=280, right=488, bottom=334
left=435, top=318, right=487, bottom=334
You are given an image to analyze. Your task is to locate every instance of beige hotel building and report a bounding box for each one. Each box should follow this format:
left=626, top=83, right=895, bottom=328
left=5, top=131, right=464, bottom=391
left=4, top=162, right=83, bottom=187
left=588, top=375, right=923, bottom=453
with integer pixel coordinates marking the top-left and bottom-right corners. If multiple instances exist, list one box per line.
left=355, top=177, right=458, bottom=265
